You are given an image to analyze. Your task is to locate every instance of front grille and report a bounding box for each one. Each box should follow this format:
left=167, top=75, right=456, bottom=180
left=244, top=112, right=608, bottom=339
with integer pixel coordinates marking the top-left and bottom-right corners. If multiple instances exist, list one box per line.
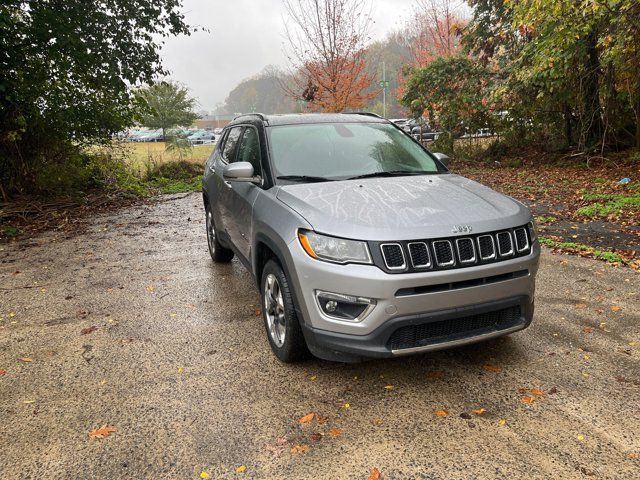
left=380, top=243, right=405, bottom=269
left=408, top=242, right=431, bottom=268
left=371, top=224, right=532, bottom=273
left=433, top=240, right=455, bottom=266
left=388, top=306, right=522, bottom=350
left=496, top=232, right=514, bottom=257
left=456, top=238, right=476, bottom=263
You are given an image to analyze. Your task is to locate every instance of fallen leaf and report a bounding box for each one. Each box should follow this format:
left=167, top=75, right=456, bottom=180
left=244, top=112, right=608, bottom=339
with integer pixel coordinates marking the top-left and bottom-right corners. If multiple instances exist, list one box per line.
left=521, top=396, right=536, bottom=405
left=328, top=428, right=342, bottom=437
left=371, top=418, right=383, bottom=426
left=426, top=370, right=445, bottom=380
left=482, top=364, right=502, bottom=373
left=299, top=413, right=315, bottom=424
left=434, top=410, right=449, bottom=417
left=472, top=408, right=487, bottom=415
left=577, top=434, right=585, bottom=441
left=368, top=467, right=381, bottom=480
left=88, top=425, right=117, bottom=439
left=530, top=388, right=544, bottom=397
left=498, top=419, right=507, bottom=426
left=341, top=403, right=350, bottom=409
left=628, top=453, right=639, bottom=459
left=235, top=465, right=247, bottom=473
left=575, top=303, right=587, bottom=309
left=19, top=357, right=33, bottom=363
left=460, top=412, right=472, bottom=419
left=146, top=285, right=155, bottom=293
left=254, top=309, right=261, bottom=316
left=200, top=471, right=210, bottom=479
left=177, top=367, right=183, bottom=374
left=265, top=437, right=289, bottom=458
left=309, top=433, right=322, bottom=442
left=548, top=387, right=558, bottom=394
left=316, top=415, right=329, bottom=425
left=612, top=306, right=621, bottom=312
left=583, top=326, right=594, bottom=334
left=0, top=369, right=6, bottom=375
left=384, top=385, right=394, bottom=390
left=309, top=375, right=317, bottom=381
left=23, top=400, right=35, bottom=404
left=290, top=444, right=309, bottom=454
left=81, top=326, right=98, bottom=335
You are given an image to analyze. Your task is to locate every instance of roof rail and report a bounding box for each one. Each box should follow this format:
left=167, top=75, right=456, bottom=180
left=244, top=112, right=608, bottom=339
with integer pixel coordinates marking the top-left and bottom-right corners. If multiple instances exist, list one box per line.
left=345, top=112, right=384, bottom=119
left=233, top=113, right=267, bottom=121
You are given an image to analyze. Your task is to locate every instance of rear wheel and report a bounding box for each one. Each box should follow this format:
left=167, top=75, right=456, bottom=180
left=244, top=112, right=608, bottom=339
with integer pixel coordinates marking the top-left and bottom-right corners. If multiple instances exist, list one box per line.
left=261, top=260, right=308, bottom=362
left=206, top=206, right=234, bottom=263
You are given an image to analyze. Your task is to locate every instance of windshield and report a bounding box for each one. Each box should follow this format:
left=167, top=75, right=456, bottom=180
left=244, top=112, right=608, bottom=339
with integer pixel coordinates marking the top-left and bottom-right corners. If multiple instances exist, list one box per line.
left=267, top=123, right=445, bottom=181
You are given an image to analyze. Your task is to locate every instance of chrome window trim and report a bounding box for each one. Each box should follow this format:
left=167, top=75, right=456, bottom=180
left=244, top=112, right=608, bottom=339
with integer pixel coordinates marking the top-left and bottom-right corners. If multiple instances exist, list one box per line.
left=514, top=227, right=530, bottom=253
left=455, top=238, right=476, bottom=264
left=408, top=242, right=431, bottom=269
left=380, top=243, right=407, bottom=270
left=476, top=235, right=497, bottom=261
left=432, top=240, right=456, bottom=267
left=496, top=231, right=514, bottom=257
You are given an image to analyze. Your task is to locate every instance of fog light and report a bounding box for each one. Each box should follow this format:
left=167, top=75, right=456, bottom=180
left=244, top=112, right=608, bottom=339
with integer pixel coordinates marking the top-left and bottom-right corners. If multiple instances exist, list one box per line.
left=316, top=291, right=376, bottom=322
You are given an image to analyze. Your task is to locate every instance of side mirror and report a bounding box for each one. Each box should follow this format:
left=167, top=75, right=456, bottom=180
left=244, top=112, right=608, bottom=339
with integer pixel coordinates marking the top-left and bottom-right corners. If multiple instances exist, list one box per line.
left=433, top=152, right=450, bottom=168
left=222, top=162, right=261, bottom=184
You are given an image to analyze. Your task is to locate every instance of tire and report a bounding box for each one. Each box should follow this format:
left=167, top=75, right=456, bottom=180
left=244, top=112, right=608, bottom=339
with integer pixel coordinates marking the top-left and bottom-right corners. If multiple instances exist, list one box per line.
left=205, top=205, right=234, bottom=263
left=261, top=259, right=308, bottom=362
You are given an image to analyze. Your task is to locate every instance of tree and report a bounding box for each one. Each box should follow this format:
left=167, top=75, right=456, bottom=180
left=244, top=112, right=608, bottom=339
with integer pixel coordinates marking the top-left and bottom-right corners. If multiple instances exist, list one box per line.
left=224, top=66, right=296, bottom=115
left=401, top=56, right=492, bottom=152
left=282, top=0, right=376, bottom=112
left=0, top=0, right=191, bottom=197
left=137, top=81, right=199, bottom=138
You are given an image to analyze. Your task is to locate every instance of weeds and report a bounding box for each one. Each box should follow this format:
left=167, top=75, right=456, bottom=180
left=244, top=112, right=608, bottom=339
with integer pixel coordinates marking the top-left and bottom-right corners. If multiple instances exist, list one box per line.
left=539, top=237, right=625, bottom=264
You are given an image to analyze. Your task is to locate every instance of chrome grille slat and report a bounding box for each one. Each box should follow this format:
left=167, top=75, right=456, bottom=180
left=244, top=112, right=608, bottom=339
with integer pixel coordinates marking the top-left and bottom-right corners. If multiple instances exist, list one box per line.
left=380, top=243, right=406, bottom=270
left=408, top=242, right=431, bottom=268
left=514, top=227, right=529, bottom=253
left=477, top=235, right=496, bottom=260
left=432, top=240, right=455, bottom=267
left=456, top=238, right=476, bottom=264
left=496, top=231, right=514, bottom=257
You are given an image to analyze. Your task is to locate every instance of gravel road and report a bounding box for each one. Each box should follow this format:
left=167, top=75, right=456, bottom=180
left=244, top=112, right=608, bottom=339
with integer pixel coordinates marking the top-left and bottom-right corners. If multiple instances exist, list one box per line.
left=1, top=193, right=638, bottom=479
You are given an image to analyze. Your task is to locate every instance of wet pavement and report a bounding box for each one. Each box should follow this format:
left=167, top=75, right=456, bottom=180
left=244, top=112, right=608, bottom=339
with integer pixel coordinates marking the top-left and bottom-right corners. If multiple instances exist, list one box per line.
left=1, top=192, right=638, bottom=479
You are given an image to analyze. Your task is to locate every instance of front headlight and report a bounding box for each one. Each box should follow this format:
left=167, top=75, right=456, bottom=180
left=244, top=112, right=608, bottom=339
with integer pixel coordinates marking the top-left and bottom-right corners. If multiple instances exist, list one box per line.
left=298, top=230, right=372, bottom=265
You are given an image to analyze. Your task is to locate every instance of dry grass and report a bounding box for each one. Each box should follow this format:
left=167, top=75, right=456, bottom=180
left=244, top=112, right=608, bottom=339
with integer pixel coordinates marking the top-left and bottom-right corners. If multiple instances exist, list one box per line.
left=119, top=142, right=216, bottom=173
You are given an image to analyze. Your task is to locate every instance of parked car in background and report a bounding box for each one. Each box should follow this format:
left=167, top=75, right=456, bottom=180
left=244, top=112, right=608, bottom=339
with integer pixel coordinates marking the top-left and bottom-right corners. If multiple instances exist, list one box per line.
left=139, top=130, right=164, bottom=142
left=214, top=128, right=224, bottom=135
left=202, top=113, right=540, bottom=363
left=188, top=130, right=216, bottom=145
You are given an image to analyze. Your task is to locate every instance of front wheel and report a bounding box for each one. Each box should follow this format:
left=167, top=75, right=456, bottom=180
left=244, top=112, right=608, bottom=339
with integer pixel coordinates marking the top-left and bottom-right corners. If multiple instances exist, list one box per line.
left=261, top=260, right=308, bottom=362
left=205, top=206, right=234, bottom=263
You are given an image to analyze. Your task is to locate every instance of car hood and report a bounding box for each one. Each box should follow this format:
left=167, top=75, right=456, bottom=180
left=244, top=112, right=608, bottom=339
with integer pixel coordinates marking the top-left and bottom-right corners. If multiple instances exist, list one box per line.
left=276, top=174, right=531, bottom=241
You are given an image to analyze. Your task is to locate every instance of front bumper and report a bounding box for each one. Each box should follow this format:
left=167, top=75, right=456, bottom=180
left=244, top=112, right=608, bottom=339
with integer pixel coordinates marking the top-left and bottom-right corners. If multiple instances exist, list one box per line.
left=286, top=237, right=540, bottom=361
left=302, top=296, right=533, bottom=362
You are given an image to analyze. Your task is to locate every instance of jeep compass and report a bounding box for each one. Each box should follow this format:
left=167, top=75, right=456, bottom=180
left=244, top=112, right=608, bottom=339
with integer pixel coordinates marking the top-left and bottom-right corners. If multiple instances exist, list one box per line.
left=202, top=113, right=540, bottom=362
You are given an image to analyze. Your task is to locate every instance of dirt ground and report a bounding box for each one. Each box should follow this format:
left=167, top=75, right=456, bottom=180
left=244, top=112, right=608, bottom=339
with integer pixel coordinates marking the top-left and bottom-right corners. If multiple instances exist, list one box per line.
left=1, top=193, right=638, bottom=479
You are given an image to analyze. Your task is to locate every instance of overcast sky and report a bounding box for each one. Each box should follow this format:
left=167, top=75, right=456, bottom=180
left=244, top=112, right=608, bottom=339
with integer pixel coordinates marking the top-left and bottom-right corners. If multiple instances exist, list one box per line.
left=158, top=0, right=421, bottom=111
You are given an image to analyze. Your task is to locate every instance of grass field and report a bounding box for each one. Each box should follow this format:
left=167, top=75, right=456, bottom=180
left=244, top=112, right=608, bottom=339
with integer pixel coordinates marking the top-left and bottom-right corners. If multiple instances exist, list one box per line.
left=113, top=141, right=216, bottom=174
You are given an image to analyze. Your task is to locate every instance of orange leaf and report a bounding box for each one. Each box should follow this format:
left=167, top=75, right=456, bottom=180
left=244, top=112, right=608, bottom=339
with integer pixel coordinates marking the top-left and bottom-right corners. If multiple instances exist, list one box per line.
left=583, top=326, right=594, bottom=333
left=426, top=370, right=444, bottom=380
left=472, top=408, right=486, bottom=415
left=328, top=428, right=342, bottom=437
left=612, top=306, right=621, bottom=312
left=530, top=388, right=544, bottom=397
left=434, top=410, right=449, bottom=417
left=88, top=425, right=117, bottom=439
left=482, top=364, right=502, bottom=373
left=521, top=396, right=536, bottom=405
left=290, top=444, right=309, bottom=454
left=575, top=303, right=587, bottom=309
left=368, top=467, right=381, bottom=480
left=81, top=326, right=98, bottom=335
left=19, top=357, right=33, bottom=363
left=0, top=369, right=6, bottom=375
left=235, top=465, right=247, bottom=473
left=299, top=413, right=315, bottom=424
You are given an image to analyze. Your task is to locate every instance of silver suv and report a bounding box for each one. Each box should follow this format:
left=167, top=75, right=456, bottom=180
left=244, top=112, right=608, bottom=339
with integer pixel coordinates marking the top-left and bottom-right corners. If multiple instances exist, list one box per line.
left=202, top=113, right=540, bottom=363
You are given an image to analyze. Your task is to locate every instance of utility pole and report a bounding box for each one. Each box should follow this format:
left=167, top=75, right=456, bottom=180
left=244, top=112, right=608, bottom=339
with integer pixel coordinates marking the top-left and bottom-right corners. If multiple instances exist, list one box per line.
left=378, top=63, right=389, bottom=118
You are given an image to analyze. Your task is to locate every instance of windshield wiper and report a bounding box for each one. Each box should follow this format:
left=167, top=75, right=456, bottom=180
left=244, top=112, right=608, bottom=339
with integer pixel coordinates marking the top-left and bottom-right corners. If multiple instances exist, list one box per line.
left=277, top=175, right=335, bottom=183
left=347, top=170, right=436, bottom=180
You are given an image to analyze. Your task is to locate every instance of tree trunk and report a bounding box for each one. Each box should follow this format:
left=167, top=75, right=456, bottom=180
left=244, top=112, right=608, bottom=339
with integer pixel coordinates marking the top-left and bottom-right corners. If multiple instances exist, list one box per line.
left=582, top=29, right=603, bottom=148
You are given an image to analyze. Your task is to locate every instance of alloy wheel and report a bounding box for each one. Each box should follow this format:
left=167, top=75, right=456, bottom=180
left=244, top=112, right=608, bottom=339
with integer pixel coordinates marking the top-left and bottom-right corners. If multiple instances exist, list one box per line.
left=264, top=273, right=286, bottom=347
